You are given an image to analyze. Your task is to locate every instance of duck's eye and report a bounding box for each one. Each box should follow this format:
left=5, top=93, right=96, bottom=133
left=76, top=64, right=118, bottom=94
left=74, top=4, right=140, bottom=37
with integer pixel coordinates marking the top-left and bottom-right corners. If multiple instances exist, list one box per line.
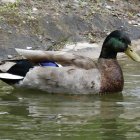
left=119, top=38, right=125, bottom=42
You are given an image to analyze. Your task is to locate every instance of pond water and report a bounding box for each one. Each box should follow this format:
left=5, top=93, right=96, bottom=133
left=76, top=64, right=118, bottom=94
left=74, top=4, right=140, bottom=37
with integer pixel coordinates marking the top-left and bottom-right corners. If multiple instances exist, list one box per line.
left=0, top=58, right=139, bottom=140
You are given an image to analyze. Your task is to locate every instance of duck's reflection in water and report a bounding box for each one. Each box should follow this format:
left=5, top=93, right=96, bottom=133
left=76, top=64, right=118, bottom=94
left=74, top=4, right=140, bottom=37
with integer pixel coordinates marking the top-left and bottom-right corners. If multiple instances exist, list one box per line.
left=99, top=93, right=126, bottom=140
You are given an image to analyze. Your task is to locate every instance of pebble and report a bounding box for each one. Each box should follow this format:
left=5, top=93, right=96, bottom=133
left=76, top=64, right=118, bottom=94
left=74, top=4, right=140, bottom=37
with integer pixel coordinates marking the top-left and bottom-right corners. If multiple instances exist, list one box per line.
left=128, top=20, right=139, bottom=26
left=23, top=21, right=26, bottom=24
left=136, top=13, right=140, bottom=17
left=105, top=5, right=112, bottom=10
left=26, top=46, right=32, bottom=50
left=7, top=55, right=13, bottom=59
left=32, top=7, right=38, bottom=14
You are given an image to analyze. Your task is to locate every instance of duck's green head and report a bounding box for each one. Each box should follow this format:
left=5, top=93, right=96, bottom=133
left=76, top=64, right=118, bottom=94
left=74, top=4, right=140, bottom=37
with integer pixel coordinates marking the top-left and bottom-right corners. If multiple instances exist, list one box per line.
left=99, top=30, right=140, bottom=62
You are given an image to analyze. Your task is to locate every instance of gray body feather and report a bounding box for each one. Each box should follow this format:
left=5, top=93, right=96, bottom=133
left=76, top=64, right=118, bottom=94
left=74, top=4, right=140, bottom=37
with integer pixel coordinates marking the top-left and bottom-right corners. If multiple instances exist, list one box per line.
left=19, top=66, right=101, bottom=94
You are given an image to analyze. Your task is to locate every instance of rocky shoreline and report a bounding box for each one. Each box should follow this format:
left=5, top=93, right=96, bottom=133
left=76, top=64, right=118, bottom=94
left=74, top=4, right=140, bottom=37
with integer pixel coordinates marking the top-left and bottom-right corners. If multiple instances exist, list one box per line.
left=0, top=0, right=140, bottom=59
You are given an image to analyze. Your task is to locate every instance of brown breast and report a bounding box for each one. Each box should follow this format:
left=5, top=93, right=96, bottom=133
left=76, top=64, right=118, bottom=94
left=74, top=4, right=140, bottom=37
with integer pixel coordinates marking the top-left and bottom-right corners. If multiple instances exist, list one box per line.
left=98, top=58, right=124, bottom=93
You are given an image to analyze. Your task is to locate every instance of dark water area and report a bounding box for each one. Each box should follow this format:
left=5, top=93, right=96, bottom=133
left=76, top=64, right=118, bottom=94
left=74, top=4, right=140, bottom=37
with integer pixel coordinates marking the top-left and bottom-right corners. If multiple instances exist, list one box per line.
left=0, top=58, right=139, bottom=140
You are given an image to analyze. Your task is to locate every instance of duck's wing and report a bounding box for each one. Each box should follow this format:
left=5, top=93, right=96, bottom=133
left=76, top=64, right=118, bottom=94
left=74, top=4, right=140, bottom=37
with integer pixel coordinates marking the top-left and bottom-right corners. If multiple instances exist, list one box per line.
left=0, top=61, right=16, bottom=72
left=0, top=73, right=24, bottom=80
left=0, top=61, right=24, bottom=80
left=15, top=48, right=96, bottom=69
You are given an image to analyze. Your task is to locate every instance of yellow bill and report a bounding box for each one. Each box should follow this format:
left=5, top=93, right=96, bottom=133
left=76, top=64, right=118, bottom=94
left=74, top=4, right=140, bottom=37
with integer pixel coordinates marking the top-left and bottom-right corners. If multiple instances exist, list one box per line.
left=125, top=46, right=140, bottom=62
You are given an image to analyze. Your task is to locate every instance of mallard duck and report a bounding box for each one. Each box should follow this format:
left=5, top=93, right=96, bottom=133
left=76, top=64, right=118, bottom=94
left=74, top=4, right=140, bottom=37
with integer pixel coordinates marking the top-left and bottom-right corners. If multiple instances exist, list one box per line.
left=0, top=30, right=140, bottom=94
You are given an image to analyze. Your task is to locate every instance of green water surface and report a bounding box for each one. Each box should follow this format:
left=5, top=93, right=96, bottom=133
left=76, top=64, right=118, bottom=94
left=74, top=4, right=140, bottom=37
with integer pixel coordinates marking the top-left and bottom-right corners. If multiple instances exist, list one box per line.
left=0, top=58, right=139, bottom=140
